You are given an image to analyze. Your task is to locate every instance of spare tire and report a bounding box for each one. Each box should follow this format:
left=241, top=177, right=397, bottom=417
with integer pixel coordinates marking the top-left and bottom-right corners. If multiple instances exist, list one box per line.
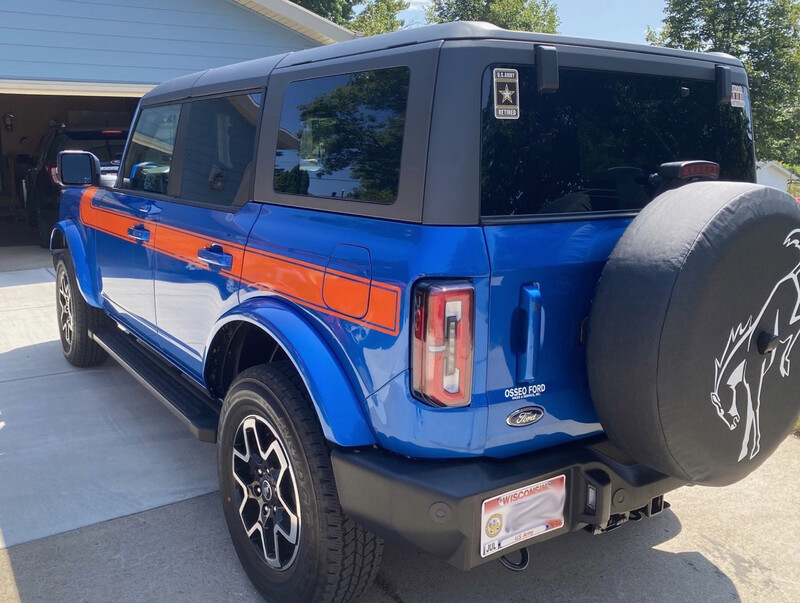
left=587, top=182, right=800, bottom=486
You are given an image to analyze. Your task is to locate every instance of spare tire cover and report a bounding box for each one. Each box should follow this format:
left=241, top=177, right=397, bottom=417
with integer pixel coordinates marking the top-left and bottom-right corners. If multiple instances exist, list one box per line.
left=587, top=182, right=800, bottom=486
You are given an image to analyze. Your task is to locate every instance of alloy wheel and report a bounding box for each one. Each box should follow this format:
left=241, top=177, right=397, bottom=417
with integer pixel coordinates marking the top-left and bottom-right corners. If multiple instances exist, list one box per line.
left=57, top=267, right=74, bottom=350
left=231, top=414, right=301, bottom=570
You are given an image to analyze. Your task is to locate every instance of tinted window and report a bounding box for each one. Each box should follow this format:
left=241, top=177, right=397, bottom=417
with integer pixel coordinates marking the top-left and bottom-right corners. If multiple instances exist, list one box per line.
left=121, top=104, right=181, bottom=195
left=181, top=93, right=261, bottom=207
left=274, top=68, right=410, bottom=203
left=481, top=67, right=755, bottom=217
left=53, top=131, right=127, bottom=166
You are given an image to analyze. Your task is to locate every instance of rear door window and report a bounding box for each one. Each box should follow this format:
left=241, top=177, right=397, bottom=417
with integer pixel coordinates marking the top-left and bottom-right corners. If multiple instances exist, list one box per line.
left=480, top=66, right=755, bottom=217
left=180, top=93, right=261, bottom=207
left=274, top=67, right=410, bottom=204
left=121, top=104, right=181, bottom=195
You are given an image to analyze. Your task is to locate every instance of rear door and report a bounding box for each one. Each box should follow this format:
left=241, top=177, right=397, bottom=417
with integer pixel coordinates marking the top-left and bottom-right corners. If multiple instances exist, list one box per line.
left=478, top=59, right=756, bottom=453
left=153, top=92, right=262, bottom=379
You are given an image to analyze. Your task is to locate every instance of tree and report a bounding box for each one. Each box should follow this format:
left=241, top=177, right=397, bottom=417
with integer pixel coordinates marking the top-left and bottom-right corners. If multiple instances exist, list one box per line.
left=297, top=69, right=409, bottom=201
left=647, top=0, right=800, bottom=165
left=294, top=0, right=356, bottom=25
left=426, top=0, right=559, bottom=33
left=350, top=0, right=409, bottom=36
left=274, top=165, right=310, bottom=195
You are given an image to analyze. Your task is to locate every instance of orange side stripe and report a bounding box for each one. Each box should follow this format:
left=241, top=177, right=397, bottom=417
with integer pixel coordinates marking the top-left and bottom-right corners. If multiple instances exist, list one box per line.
left=323, top=272, right=370, bottom=319
left=240, top=248, right=401, bottom=335
left=157, top=223, right=245, bottom=276
left=80, top=187, right=156, bottom=250
left=79, top=191, right=402, bottom=336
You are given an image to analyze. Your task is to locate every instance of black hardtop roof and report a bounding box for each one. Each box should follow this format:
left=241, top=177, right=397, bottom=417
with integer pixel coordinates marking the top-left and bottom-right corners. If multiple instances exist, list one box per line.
left=141, top=21, right=742, bottom=105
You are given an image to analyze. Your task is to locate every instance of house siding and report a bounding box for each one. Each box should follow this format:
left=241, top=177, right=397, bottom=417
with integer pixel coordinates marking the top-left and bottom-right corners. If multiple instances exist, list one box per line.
left=0, top=0, right=319, bottom=85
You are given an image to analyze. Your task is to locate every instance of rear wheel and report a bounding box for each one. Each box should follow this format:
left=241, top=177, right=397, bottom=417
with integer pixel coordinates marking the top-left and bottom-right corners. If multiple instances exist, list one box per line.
left=55, top=253, right=108, bottom=367
left=26, top=203, right=37, bottom=227
left=37, top=210, right=51, bottom=248
left=218, top=363, right=382, bottom=603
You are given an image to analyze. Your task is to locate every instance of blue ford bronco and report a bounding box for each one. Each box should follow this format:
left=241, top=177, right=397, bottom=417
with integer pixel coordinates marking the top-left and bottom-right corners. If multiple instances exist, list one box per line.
left=53, top=22, right=800, bottom=602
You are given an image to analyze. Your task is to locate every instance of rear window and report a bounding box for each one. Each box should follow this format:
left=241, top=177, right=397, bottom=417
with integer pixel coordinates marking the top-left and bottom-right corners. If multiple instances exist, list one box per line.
left=274, top=67, right=410, bottom=204
left=481, top=66, right=755, bottom=217
left=52, top=131, right=127, bottom=164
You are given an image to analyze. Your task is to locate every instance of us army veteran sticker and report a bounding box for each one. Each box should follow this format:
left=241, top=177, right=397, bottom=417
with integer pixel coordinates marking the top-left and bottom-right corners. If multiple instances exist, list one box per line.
left=731, top=84, right=745, bottom=108
left=494, top=68, right=520, bottom=119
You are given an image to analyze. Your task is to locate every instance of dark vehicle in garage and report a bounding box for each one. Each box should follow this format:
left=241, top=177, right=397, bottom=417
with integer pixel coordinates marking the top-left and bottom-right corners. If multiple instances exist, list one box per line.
left=26, top=126, right=127, bottom=246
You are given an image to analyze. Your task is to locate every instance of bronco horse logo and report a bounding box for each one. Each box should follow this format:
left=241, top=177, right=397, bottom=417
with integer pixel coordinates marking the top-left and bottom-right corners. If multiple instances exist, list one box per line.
left=711, top=229, right=800, bottom=462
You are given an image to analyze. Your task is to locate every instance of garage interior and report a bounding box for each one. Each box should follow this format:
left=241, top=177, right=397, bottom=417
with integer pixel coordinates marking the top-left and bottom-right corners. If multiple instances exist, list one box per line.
left=0, top=93, right=139, bottom=246
left=0, top=0, right=356, bottom=250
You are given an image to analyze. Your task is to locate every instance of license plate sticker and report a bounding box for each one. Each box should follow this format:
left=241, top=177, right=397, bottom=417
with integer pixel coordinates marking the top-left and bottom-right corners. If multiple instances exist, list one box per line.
left=480, top=474, right=566, bottom=558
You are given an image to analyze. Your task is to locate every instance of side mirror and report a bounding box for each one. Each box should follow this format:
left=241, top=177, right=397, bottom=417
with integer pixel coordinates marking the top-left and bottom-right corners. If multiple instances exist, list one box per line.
left=57, top=150, right=101, bottom=186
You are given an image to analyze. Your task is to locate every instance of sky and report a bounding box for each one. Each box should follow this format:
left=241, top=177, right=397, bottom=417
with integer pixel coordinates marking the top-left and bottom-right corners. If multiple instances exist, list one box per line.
left=397, top=0, right=668, bottom=45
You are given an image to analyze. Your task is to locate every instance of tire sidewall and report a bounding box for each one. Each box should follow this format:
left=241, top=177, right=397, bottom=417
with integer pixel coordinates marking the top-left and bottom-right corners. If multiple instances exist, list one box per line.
left=217, top=373, right=323, bottom=602
left=56, top=255, right=78, bottom=362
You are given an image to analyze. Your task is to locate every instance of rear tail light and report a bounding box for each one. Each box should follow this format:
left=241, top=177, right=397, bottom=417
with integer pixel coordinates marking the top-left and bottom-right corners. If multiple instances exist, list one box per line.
left=412, top=281, right=474, bottom=407
left=46, top=164, right=60, bottom=186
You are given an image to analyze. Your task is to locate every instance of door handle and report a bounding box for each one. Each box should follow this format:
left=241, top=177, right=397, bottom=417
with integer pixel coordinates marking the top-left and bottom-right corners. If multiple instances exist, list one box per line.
left=198, top=245, right=233, bottom=270
left=127, top=224, right=150, bottom=242
left=517, top=284, right=542, bottom=382
left=136, top=204, right=160, bottom=216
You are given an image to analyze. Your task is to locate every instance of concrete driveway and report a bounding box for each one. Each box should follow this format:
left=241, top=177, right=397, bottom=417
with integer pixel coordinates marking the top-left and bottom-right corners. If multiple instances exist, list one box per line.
left=1, top=245, right=799, bottom=602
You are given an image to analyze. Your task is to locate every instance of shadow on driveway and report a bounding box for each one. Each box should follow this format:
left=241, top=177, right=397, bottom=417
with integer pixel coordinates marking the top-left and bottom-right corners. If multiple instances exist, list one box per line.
left=0, top=490, right=739, bottom=602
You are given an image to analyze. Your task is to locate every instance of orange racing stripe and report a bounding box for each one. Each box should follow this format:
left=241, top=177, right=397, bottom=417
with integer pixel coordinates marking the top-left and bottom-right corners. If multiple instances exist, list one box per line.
left=79, top=190, right=402, bottom=336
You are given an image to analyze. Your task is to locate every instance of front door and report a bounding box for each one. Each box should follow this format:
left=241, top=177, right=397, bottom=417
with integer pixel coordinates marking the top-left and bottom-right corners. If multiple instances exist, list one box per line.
left=93, top=103, right=182, bottom=345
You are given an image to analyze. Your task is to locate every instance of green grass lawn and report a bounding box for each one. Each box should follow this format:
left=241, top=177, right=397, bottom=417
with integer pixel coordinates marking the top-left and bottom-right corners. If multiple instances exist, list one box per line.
left=795, top=416, right=800, bottom=436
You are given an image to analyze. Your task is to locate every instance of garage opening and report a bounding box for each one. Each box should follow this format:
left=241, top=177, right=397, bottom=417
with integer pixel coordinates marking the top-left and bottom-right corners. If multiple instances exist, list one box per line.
left=0, top=93, right=139, bottom=247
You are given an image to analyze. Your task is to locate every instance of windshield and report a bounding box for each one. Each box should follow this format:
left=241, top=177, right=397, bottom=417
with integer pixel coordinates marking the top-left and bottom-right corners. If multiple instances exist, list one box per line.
left=481, top=66, right=755, bottom=217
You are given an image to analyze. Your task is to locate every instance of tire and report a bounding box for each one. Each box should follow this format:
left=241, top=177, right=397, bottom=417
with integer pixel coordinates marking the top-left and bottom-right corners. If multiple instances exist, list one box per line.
left=26, top=186, right=38, bottom=227
left=55, top=253, right=108, bottom=367
left=38, top=205, right=58, bottom=248
left=587, top=182, right=800, bottom=486
left=26, top=204, right=38, bottom=228
left=218, top=363, right=383, bottom=603
left=38, top=220, right=51, bottom=249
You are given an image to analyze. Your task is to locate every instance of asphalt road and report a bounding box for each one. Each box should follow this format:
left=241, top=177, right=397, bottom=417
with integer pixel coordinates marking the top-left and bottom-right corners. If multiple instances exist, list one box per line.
left=1, top=246, right=799, bottom=602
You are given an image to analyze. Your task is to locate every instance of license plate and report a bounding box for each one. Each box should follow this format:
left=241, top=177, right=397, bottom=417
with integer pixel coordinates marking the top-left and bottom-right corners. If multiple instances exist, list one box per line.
left=480, top=474, right=566, bottom=558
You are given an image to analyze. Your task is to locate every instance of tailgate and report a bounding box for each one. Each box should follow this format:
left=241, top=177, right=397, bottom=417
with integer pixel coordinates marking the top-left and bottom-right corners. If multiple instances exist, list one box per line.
left=481, top=218, right=630, bottom=456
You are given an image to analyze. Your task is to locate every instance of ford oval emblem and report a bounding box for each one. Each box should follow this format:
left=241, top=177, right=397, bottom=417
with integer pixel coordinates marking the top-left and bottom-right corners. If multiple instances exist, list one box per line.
left=506, top=406, right=544, bottom=427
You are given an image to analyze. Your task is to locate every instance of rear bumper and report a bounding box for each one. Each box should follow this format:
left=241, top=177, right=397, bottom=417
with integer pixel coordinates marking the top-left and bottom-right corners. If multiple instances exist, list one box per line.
left=331, top=436, right=683, bottom=570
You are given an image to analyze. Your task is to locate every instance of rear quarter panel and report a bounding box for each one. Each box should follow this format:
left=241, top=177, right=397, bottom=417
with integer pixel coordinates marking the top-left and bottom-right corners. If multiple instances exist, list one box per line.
left=240, top=204, right=492, bottom=455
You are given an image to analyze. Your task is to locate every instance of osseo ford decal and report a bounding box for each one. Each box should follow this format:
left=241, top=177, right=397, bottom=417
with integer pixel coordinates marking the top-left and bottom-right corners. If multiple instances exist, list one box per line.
left=504, top=383, right=546, bottom=401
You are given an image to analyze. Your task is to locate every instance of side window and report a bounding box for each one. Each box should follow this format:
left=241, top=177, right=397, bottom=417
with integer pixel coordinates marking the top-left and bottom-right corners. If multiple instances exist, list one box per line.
left=181, top=93, right=261, bottom=207
left=121, top=104, right=181, bottom=195
left=274, top=68, right=410, bottom=204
